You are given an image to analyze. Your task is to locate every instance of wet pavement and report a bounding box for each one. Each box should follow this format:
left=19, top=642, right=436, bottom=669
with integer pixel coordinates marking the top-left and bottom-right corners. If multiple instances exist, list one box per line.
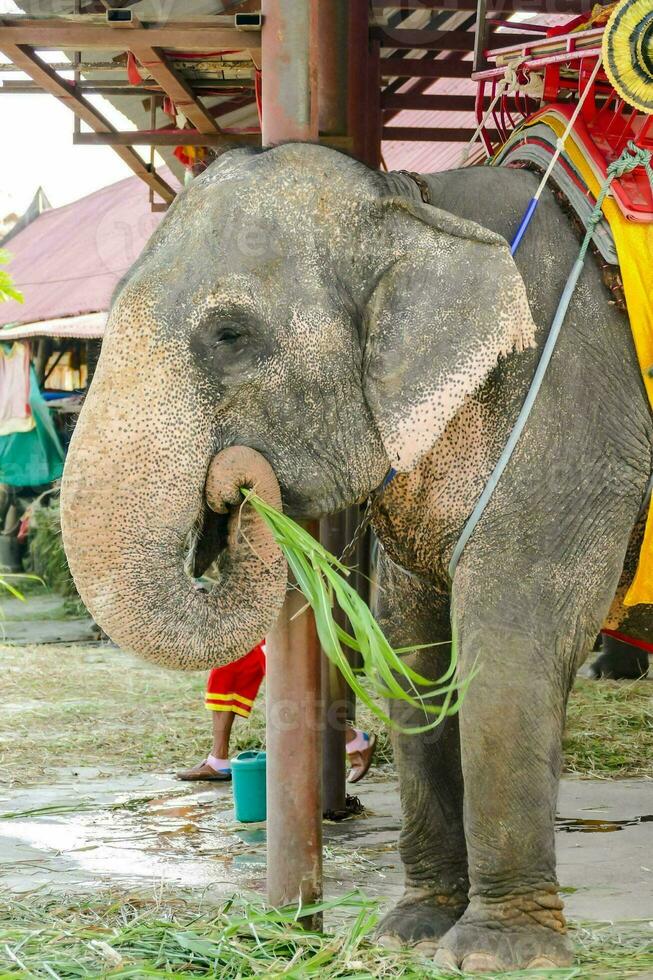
left=0, top=765, right=651, bottom=923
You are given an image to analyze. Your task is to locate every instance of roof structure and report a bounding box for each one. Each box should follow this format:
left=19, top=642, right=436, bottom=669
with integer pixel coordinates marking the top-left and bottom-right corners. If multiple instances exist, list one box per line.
left=381, top=9, right=578, bottom=174
left=0, top=186, right=52, bottom=246
left=0, top=169, right=176, bottom=329
left=1, top=1, right=592, bottom=205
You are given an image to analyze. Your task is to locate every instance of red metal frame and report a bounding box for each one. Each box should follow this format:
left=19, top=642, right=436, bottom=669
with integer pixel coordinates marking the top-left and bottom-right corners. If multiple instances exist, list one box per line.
left=470, top=13, right=653, bottom=221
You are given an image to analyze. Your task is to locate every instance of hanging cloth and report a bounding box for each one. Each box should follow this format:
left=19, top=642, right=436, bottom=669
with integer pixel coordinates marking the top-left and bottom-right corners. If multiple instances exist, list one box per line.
left=0, top=342, right=34, bottom=436
left=0, top=365, right=65, bottom=487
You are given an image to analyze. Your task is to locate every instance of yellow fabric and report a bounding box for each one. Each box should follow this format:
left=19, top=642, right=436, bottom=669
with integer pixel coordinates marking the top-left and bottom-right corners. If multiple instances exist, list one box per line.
left=205, top=702, right=250, bottom=718
left=205, top=691, right=254, bottom=707
left=525, top=112, right=653, bottom=603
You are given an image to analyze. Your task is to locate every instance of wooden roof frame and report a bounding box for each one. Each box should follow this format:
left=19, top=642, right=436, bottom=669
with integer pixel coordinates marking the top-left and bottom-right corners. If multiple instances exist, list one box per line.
left=0, top=14, right=262, bottom=204
left=0, top=1, right=593, bottom=204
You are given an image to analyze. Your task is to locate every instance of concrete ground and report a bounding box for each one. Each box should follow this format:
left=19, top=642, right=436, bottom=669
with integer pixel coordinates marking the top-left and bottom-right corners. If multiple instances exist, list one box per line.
left=1, top=588, right=651, bottom=972
left=1, top=764, right=651, bottom=926
left=0, top=592, right=96, bottom=645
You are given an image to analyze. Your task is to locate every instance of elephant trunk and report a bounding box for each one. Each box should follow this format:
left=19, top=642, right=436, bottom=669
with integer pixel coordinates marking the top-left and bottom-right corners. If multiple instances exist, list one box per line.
left=61, top=432, right=287, bottom=670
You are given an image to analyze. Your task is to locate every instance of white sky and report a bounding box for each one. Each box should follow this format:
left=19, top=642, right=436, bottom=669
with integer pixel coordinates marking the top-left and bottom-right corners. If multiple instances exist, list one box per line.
left=0, top=0, right=162, bottom=217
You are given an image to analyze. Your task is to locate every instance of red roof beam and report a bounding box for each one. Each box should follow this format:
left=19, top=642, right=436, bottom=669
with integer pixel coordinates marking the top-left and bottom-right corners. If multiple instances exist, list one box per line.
left=370, top=0, right=591, bottom=10
left=382, top=92, right=520, bottom=112
left=382, top=58, right=473, bottom=78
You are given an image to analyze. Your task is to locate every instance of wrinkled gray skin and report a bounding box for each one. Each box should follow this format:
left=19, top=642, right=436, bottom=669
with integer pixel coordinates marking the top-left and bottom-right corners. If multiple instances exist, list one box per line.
left=61, top=144, right=653, bottom=973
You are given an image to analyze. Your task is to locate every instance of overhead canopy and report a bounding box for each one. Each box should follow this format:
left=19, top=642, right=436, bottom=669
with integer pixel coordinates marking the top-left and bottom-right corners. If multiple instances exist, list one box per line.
left=0, top=312, right=107, bottom=341
left=2, top=1, right=582, bottom=203
left=0, top=170, right=175, bottom=329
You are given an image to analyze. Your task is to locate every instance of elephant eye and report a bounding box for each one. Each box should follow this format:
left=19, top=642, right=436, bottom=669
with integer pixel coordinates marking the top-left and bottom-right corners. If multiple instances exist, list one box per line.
left=214, top=326, right=242, bottom=344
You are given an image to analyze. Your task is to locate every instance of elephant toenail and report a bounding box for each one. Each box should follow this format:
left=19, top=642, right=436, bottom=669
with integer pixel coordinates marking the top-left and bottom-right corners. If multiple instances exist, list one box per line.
left=412, top=940, right=439, bottom=957
left=375, top=934, right=403, bottom=950
left=460, top=952, right=505, bottom=973
left=433, top=948, right=458, bottom=970
left=526, top=956, right=559, bottom=969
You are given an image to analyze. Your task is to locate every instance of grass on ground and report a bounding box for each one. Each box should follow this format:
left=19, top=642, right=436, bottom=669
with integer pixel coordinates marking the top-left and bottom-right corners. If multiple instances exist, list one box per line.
left=0, top=644, right=650, bottom=787
left=0, top=891, right=651, bottom=979
left=564, top=676, right=652, bottom=778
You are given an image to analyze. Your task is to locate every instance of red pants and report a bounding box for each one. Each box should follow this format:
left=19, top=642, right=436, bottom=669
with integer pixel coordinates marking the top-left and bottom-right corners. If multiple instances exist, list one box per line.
left=205, top=644, right=266, bottom=718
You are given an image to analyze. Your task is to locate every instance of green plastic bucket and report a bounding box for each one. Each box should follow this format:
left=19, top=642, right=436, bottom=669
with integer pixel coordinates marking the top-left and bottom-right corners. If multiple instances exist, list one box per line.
left=232, top=750, right=267, bottom=823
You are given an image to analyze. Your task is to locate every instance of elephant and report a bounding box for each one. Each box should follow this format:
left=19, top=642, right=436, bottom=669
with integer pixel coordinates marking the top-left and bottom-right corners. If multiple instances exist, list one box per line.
left=590, top=633, right=650, bottom=679
left=60, top=143, right=653, bottom=973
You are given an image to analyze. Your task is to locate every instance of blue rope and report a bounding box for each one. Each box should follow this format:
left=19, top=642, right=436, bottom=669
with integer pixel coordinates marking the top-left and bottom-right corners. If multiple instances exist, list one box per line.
left=447, top=141, right=653, bottom=583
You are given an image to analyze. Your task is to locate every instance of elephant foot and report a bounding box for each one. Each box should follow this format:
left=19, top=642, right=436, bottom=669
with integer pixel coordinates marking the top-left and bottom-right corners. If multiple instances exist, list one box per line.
left=432, top=892, right=574, bottom=974
left=375, top=888, right=467, bottom=954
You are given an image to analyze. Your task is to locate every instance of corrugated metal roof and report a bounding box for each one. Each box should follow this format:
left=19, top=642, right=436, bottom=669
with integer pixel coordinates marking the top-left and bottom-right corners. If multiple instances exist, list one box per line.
left=0, top=311, right=107, bottom=341
left=383, top=73, right=477, bottom=174
left=0, top=169, right=177, bottom=328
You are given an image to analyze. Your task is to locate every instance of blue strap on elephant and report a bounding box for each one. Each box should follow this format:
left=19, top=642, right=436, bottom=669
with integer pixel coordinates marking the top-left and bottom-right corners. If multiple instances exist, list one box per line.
left=447, top=141, right=653, bottom=583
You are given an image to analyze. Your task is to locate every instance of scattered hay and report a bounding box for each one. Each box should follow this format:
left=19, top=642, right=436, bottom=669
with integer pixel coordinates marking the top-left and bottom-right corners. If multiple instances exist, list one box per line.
left=0, top=891, right=650, bottom=978
left=564, top=677, right=653, bottom=778
left=0, top=644, right=649, bottom=788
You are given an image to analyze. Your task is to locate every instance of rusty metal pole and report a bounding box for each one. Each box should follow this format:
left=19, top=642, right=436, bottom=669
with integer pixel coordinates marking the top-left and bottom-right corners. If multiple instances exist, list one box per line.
left=265, top=538, right=323, bottom=921
left=348, top=0, right=370, bottom=164
left=317, top=0, right=350, bottom=819
left=261, top=0, right=322, bottom=925
left=261, top=0, right=319, bottom=145
left=320, top=512, right=349, bottom=815
left=318, top=0, right=349, bottom=137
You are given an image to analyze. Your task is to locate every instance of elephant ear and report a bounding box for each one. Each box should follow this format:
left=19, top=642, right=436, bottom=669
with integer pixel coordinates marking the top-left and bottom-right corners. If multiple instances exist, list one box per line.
left=363, top=197, right=536, bottom=473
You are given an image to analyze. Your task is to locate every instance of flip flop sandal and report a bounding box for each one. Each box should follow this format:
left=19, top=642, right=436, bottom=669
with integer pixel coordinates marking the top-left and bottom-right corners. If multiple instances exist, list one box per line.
left=347, top=733, right=377, bottom=784
left=176, top=760, right=232, bottom=782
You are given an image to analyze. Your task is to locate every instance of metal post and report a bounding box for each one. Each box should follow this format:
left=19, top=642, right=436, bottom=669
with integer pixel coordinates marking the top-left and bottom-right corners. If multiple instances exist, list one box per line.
left=318, top=0, right=349, bottom=136
left=348, top=0, right=370, bottom=163
left=320, top=512, right=349, bottom=815
left=266, top=544, right=323, bottom=924
left=473, top=0, right=490, bottom=74
left=261, top=3, right=322, bottom=923
left=261, top=0, right=319, bottom=145
left=317, top=0, right=351, bottom=818
left=365, top=40, right=383, bottom=170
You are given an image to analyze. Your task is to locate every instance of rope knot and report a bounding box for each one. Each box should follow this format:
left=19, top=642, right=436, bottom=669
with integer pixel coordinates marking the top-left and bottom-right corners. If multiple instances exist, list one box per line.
left=607, top=140, right=653, bottom=180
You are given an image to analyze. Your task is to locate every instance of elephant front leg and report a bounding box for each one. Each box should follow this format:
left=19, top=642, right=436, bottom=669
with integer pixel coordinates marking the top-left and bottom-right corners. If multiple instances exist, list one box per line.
left=373, top=554, right=469, bottom=952
left=435, top=603, right=575, bottom=973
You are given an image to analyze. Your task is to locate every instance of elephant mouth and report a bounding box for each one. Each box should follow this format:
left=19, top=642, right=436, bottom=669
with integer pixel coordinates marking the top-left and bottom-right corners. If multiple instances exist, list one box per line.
left=187, top=500, right=230, bottom=579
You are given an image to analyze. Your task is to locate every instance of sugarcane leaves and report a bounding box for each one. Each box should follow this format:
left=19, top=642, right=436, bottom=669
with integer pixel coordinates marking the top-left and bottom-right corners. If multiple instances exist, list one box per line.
left=241, top=489, right=475, bottom=734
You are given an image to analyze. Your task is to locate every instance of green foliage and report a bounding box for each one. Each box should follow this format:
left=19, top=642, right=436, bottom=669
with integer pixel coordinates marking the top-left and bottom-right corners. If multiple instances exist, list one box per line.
left=0, top=891, right=651, bottom=978
left=25, top=501, right=82, bottom=608
left=0, top=250, right=23, bottom=305
left=0, top=575, right=25, bottom=601
left=242, top=490, right=472, bottom=734
left=564, top=676, right=653, bottom=777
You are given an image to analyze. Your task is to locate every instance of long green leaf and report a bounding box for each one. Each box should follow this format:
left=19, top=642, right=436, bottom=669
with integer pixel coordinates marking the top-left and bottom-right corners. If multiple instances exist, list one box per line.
left=242, top=489, right=474, bottom=733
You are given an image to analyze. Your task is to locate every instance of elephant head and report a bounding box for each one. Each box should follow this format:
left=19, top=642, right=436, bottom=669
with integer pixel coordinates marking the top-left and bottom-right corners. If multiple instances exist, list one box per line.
left=61, top=144, right=534, bottom=670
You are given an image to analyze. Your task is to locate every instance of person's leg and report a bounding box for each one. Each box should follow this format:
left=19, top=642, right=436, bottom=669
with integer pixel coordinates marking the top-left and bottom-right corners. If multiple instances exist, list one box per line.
left=207, top=708, right=236, bottom=771
left=177, top=645, right=266, bottom=782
